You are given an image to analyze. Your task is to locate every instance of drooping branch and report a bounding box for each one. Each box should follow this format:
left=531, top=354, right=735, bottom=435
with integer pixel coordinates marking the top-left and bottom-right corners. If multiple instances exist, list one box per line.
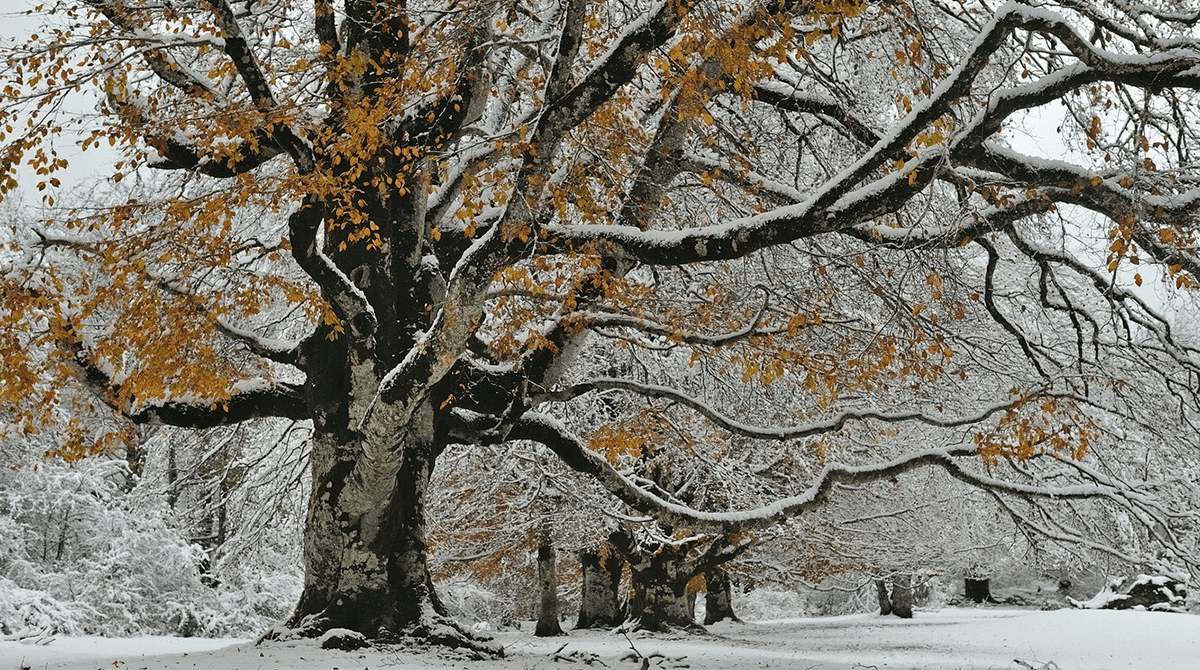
left=504, top=412, right=1121, bottom=534
left=57, top=323, right=309, bottom=428
left=534, top=377, right=1049, bottom=441
left=975, top=237, right=1050, bottom=379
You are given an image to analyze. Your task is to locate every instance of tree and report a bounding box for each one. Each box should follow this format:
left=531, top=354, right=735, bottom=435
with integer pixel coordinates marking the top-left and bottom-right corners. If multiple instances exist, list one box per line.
left=575, top=543, right=624, bottom=629
left=533, top=526, right=566, bottom=637
left=4, top=0, right=1200, bottom=648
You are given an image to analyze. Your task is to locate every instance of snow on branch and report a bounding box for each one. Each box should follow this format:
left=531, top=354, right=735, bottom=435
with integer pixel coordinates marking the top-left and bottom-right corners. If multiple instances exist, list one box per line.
left=129, top=381, right=309, bottom=428
left=87, top=1, right=221, bottom=100
left=213, top=318, right=300, bottom=367
left=202, top=0, right=314, bottom=172
left=989, top=493, right=1197, bottom=575
left=285, top=196, right=377, bottom=334
left=575, top=285, right=778, bottom=347
left=536, top=377, right=1046, bottom=441
left=976, top=237, right=1051, bottom=379
left=539, top=3, right=1200, bottom=269
left=538, top=1, right=683, bottom=139
left=56, top=320, right=309, bottom=428
left=506, top=412, right=1124, bottom=534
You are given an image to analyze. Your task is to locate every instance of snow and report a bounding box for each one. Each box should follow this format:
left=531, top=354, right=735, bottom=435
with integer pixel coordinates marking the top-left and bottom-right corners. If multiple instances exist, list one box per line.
left=5, top=608, right=1197, bottom=670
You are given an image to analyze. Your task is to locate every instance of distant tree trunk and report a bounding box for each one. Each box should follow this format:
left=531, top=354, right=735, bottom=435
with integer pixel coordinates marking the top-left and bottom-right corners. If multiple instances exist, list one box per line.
left=685, top=574, right=701, bottom=621
left=535, top=530, right=565, bottom=637
left=576, top=546, right=624, bottom=629
left=628, top=549, right=694, bottom=631
left=167, top=441, right=179, bottom=509
left=965, top=578, right=992, bottom=603
left=612, top=532, right=696, bottom=631
left=875, top=579, right=893, bottom=616
left=890, top=574, right=913, bottom=618
left=703, top=567, right=740, bottom=624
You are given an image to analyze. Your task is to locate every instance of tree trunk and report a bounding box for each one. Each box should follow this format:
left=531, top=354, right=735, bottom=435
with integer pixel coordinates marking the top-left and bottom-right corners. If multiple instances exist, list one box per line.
left=288, top=426, right=423, bottom=633
left=875, top=579, right=893, bottom=616
left=576, top=546, right=624, bottom=629
left=626, top=542, right=697, bottom=631
left=890, top=574, right=913, bottom=619
left=286, top=401, right=498, bottom=653
left=965, top=578, right=992, bottom=603
left=535, top=530, right=565, bottom=637
left=703, top=567, right=740, bottom=625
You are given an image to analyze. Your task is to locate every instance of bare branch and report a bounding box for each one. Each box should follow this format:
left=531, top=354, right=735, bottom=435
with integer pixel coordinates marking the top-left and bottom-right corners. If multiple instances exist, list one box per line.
left=505, top=412, right=1121, bottom=534
left=536, top=377, right=1056, bottom=442
left=130, top=382, right=309, bottom=428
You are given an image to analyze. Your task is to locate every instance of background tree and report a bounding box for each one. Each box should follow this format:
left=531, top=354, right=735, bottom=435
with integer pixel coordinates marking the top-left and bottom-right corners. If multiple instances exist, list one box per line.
left=3, top=0, right=1200, bottom=649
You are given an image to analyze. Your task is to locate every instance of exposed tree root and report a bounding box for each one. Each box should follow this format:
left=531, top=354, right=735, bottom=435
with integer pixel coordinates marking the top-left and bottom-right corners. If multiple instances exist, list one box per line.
left=402, top=611, right=504, bottom=657
left=258, top=611, right=503, bottom=658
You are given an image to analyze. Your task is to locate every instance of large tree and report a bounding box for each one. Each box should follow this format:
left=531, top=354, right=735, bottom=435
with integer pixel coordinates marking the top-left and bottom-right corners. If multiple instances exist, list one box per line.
left=3, top=0, right=1200, bottom=647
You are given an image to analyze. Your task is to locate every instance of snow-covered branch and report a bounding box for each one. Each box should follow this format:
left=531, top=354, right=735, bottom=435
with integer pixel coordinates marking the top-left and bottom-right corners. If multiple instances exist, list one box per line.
left=506, top=412, right=1129, bottom=534
left=536, top=377, right=1048, bottom=441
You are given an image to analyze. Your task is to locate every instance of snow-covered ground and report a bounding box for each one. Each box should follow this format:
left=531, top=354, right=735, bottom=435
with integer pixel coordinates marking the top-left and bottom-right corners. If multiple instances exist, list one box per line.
left=4, top=608, right=1197, bottom=670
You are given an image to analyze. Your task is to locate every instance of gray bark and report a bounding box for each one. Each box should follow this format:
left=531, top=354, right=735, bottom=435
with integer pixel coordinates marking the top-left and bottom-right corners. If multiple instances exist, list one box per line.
left=535, top=530, right=565, bottom=637
left=285, top=399, right=496, bottom=654
left=891, top=574, right=913, bottom=619
left=703, top=568, right=740, bottom=624
left=576, top=546, right=624, bottom=629
left=876, top=579, right=893, bottom=616
left=622, top=539, right=696, bottom=631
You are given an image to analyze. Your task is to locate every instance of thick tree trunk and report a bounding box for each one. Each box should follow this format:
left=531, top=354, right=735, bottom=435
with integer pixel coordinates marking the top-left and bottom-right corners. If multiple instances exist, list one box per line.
left=288, top=428, right=425, bottom=635
left=286, top=401, right=498, bottom=653
left=576, top=546, right=624, bottom=629
left=875, top=579, right=893, bottom=616
left=965, top=578, right=992, bottom=603
left=890, top=574, right=913, bottom=619
left=703, top=568, right=740, bottom=625
left=626, top=542, right=697, bottom=631
left=535, top=530, right=565, bottom=637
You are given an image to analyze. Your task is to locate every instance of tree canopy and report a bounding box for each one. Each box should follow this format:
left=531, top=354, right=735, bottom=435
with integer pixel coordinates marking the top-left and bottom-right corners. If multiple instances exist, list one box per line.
left=2, top=0, right=1199, bottom=643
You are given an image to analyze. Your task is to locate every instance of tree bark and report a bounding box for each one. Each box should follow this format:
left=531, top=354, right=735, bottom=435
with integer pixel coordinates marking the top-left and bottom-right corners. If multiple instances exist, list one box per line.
left=535, top=530, right=565, bottom=637
left=288, top=428, right=410, bottom=636
left=965, top=578, right=992, bottom=603
left=890, top=574, right=913, bottom=619
left=576, top=546, right=624, bottom=629
left=703, top=567, right=740, bottom=625
left=285, top=400, right=497, bottom=653
left=625, top=541, right=696, bottom=631
left=875, top=579, right=893, bottom=616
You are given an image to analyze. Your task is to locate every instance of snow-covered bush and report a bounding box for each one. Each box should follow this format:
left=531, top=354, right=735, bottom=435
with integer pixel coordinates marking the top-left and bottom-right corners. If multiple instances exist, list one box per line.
left=0, top=576, right=87, bottom=637
left=0, top=455, right=298, bottom=637
left=732, top=587, right=811, bottom=621
left=437, top=573, right=516, bottom=628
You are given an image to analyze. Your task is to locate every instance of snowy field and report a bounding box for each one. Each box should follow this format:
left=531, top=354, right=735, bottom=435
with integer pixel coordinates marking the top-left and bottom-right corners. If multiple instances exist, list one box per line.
left=4, top=608, right=1198, bottom=670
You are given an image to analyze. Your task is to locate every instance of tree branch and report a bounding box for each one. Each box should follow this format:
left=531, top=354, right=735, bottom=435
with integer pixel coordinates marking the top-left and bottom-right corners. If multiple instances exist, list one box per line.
left=505, top=412, right=1118, bottom=534
left=535, top=377, right=1047, bottom=441
left=130, top=382, right=310, bottom=428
